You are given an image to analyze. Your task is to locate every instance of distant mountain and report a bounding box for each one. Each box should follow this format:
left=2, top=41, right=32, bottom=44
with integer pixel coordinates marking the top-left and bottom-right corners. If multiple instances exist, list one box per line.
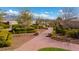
left=5, top=15, right=17, bottom=20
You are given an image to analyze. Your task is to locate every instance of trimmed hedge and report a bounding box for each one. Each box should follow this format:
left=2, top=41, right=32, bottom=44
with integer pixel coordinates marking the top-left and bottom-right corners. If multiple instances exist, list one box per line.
left=12, top=28, right=27, bottom=34
left=0, top=29, right=12, bottom=47
left=12, top=25, right=36, bottom=34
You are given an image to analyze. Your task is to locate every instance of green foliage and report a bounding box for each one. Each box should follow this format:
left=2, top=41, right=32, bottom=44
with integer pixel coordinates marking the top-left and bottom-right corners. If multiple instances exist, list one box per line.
left=31, top=24, right=39, bottom=29
left=5, top=33, right=12, bottom=47
left=56, top=17, right=62, bottom=21
left=38, top=47, right=68, bottom=51
left=53, top=22, right=66, bottom=35
left=31, top=24, right=47, bottom=29
left=66, top=29, right=79, bottom=38
left=51, top=30, right=57, bottom=38
left=0, top=11, right=5, bottom=22
left=12, top=25, right=36, bottom=34
left=0, top=29, right=12, bottom=47
left=13, top=28, right=26, bottom=34
left=52, top=17, right=79, bottom=39
left=18, top=11, right=32, bottom=27
left=12, top=24, right=24, bottom=29
left=12, top=24, right=25, bottom=33
left=53, top=21, right=79, bottom=39
left=0, top=23, right=9, bottom=29
left=39, top=25, right=44, bottom=29
left=26, top=27, right=36, bottom=33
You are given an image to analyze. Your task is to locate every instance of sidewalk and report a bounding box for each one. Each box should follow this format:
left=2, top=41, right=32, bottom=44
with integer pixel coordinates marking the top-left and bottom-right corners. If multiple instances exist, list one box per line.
left=15, top=28, right=79, bottom=51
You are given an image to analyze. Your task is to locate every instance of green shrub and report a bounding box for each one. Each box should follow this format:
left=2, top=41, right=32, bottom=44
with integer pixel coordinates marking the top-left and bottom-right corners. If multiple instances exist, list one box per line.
left=38, top=25, right=45, bottom=29
left=51, top=30, right=57, bottom=38
left=5, top=33, right=12, bottom=47
left=31, top=24, right=39, bottom=29
left=12, top=25, right=36, bottom=34
left=13, top=28, right=27, bottom=34
left=53, top=23, right=79, bottom=39
left=0, top=36, right=6, bottom=47
left=53, top=23, right=66, bottom=35
left=12, top=24, right=26, bottom=34
left=0, top=23, right=9, bottom=29
left=12, top=24, right=24, bottom=29
left=66, top=29, right=79, bottom=38
left=26, top=27, right=36, bottom=33
left=31, top=24, right=47, bottom=29
left=52, top=21, right=79, bottom=39
left=0, top=30, right=12, bottom=47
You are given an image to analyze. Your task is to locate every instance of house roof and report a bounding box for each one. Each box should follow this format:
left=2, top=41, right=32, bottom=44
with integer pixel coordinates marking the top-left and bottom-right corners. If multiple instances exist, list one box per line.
left=60, top=20, right=79, bottom=28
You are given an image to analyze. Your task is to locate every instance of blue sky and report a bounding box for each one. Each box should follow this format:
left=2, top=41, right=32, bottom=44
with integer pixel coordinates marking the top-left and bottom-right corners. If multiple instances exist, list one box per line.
left=0, top=7, right=78, bottom=19
left=28, top=7, right=62, bottom=19
left=0, top=7, right=63, bottom=19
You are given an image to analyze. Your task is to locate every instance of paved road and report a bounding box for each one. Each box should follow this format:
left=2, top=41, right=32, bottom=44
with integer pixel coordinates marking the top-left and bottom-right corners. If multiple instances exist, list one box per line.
left=15, top=28, right=79, bottom=51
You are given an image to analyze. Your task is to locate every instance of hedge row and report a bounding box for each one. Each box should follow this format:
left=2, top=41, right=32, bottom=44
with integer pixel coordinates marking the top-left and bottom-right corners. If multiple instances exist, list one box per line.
left=12, top=25, right=36, bottom=34
left=31, top=24, right=48, bottom=29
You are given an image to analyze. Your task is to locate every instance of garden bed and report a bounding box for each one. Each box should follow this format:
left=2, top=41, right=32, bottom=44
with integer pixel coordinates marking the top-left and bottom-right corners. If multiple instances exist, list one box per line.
left=0, top=33, right=35, bottom=51
left=0, top=28, right=47, bottom=51
left=51, top=35, right=79, bottom=44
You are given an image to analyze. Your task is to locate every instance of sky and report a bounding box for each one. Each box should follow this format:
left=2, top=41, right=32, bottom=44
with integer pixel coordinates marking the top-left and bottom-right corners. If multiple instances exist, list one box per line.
left=28, top=7, right=62, bottom=19
left=0, top=7, right=79, bottom=19
left=0, top=7, right=63, bottom=19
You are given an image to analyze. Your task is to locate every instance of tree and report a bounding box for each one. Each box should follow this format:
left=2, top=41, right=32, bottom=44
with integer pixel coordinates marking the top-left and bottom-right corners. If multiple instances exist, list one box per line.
left=60, top=7, right=77, bottom=20
left=0, top=11, right=5, bottom=22
left=56, top=17, right=62, bottom=25
left=18, top=10, right=32, bottom=27
left=56, top=17, right=62, bottom=20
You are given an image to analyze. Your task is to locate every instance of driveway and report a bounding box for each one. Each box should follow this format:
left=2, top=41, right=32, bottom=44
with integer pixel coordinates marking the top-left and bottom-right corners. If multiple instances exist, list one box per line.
left=15, top=28, right=79, bottom=51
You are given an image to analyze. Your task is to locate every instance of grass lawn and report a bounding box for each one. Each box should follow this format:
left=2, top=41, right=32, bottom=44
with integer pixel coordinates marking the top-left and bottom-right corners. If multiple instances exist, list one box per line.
left=38, top=47, right=69, bottom=51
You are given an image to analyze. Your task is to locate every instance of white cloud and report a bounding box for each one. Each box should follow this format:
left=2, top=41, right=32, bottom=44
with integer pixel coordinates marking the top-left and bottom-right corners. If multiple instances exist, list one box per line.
left=40, top=14, right=49, bottom=17
left=33, top=13, right=55, bottom=19
left=5, top=9, right=19, bottom=15
left=58, top=9, right=64, bottom=15
left=44, top=11, right=53, bottom=14
left=44, top=11, right=49, bottom=14
left=59, top=9, right=63, bottom=13
left=58, top=9, right=74, bottom=15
